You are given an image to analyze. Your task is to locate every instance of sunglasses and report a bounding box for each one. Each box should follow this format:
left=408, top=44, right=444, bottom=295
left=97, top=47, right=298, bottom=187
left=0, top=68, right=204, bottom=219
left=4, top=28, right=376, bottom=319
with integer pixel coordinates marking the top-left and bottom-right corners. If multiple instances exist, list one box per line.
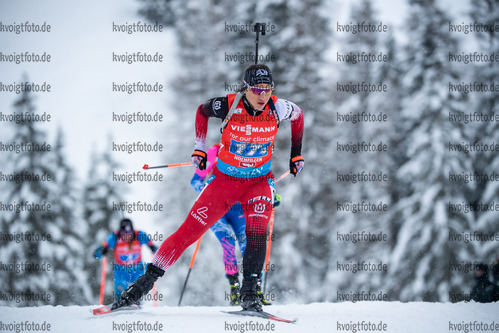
left=244, top=81, right=274, bottom=95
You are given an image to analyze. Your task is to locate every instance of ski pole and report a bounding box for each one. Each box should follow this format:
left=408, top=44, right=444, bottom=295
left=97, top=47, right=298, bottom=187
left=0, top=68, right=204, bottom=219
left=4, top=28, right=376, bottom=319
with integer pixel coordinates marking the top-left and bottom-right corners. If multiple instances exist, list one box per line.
left=143, top=162, right=193, bottom=170
left=98, top=256, right=107, bottom=305
left=263, top=208, right=275, bottom=295
left=178, top=235, right=203, bottom=306
left=276, top=170, right=290, bottom=183
left=253, top=23, right=266, bottom=64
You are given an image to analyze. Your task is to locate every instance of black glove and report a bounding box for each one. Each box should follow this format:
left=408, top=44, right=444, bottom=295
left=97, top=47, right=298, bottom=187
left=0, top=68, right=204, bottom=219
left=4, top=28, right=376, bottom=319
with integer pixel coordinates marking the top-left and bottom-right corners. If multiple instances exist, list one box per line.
left=191, top=149, right=207, bottom=170
left=289, top=155, right=304, bottom=176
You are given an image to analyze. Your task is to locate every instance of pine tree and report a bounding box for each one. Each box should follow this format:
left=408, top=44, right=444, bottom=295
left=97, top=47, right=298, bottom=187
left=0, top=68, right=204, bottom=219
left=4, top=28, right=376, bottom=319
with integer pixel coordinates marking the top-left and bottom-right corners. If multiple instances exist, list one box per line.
left=0, top=86, right=87, bottom=306
left=369, top=31, right=407, bottom=296
left=385, top=0, right=471, bottom=301
left=0, top=88, right=51, bottom=306
left=468, top=0, right=499, bottom=268
left=327, top=0, right=396, bottom=300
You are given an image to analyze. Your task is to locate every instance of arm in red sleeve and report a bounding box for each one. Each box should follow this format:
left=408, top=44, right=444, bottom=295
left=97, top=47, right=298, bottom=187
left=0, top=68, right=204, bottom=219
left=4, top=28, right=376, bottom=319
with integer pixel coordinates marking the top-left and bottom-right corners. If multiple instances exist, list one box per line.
left=194, top=105, right=209, bottom=152
left=194, top=97, right=229, bottom=151
left=274, top=98, right=304, bottom=158
left=290, top=107, right=304, bottom=158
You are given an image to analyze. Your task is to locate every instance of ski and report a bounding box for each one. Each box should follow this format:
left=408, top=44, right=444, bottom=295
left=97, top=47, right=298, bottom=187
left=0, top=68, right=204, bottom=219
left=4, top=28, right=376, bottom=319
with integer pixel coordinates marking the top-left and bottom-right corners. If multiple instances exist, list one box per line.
left=91, top=304, right=141, bottom=316
left=222, top=310, right=297, bottom=324
left=92, top=304, right=296, bottom=323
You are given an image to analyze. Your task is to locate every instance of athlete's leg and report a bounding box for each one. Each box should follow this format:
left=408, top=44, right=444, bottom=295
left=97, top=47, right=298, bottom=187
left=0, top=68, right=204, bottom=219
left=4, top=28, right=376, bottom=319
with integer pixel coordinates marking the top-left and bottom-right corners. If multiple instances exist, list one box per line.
left=226, top=202, right=247, bottom=256
left=210, top=217, right=239, bottom=275
left=239, top=177, right=274, bottom=278
left=211, top=215, right=244, bottom=305
left=113, top=267, right=129, bottom=301
left=238, top=176, right=275, bottom=311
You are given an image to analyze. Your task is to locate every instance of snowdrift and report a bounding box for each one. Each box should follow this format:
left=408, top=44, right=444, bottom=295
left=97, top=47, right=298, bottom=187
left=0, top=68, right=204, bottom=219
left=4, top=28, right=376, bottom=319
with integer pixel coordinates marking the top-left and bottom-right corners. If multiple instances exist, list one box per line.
left=1, top=301, right=498, bottom=333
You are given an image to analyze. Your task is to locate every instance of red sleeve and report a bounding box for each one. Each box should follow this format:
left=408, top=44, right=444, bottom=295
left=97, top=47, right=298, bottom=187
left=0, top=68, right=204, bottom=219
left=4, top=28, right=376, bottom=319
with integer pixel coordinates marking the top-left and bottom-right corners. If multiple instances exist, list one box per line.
left=194, top=105, right=209, bottom=151
left=290, top=108, right=304, bottom=158
left=194, top=97, right=229, bottom=151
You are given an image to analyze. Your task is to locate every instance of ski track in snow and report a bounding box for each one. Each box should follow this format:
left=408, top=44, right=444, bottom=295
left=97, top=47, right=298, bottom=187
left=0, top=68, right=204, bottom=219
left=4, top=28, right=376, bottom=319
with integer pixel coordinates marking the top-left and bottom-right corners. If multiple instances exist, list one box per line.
left=1, top=302, right=498, bottom=333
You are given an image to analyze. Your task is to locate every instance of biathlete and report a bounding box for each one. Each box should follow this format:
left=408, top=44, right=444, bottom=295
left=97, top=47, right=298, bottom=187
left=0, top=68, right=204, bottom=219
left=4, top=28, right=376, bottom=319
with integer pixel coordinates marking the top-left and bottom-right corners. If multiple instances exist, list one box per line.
left=191, top=143, right=281, bottom=306
left=114, top=64, right=304, bottom=312
left=94, top=218, right=158, bottom=302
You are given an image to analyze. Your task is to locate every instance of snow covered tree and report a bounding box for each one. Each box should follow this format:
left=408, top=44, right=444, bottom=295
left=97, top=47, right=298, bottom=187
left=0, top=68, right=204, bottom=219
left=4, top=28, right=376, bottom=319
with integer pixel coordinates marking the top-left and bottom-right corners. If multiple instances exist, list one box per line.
left=326, top=0, right=396, bottom=300
left=0, top=86, right=87, bottom=306
left=467, top=0, right=499, bottom=269
left=367, top=31, right=407, bottom=297
left=384, top=0, right=472, bottom=301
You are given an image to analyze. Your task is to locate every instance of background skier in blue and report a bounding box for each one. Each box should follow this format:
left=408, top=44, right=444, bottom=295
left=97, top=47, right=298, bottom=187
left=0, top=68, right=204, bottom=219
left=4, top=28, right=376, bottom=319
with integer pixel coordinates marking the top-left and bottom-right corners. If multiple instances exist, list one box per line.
left=94, top=218, right=158, bottom=301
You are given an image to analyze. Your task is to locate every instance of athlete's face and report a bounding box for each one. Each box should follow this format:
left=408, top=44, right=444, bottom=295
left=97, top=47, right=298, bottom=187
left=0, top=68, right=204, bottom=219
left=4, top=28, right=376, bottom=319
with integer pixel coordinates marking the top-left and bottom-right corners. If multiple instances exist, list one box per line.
left=244, top=83, right=273, bottom=110
left=120, top=231, right=133, bottom=242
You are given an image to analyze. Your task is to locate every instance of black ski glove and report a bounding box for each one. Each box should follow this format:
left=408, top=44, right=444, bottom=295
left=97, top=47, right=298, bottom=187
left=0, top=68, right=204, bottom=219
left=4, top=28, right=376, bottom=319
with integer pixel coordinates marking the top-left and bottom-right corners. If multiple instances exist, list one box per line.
left=191, top=149, right=207, bottom=170
left=289, top=155, right=304, bottom=176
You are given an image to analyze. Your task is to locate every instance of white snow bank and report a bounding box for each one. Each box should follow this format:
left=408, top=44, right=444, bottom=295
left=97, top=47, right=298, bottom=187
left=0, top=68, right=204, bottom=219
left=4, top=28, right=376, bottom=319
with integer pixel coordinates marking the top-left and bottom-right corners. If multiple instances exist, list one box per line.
left=0, top=301, right=498, bottom=333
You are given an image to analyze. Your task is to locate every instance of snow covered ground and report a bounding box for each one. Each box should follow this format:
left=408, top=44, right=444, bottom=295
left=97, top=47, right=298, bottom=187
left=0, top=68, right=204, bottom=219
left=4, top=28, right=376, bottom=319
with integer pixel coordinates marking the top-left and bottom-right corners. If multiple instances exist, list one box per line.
left=1, top=302, right=498, bottom=333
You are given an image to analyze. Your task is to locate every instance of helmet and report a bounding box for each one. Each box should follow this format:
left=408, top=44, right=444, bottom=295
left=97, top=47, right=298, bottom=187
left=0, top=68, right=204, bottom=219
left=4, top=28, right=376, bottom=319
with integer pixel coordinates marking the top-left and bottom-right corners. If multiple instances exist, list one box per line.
left=119, top=218, right=134, bottom=233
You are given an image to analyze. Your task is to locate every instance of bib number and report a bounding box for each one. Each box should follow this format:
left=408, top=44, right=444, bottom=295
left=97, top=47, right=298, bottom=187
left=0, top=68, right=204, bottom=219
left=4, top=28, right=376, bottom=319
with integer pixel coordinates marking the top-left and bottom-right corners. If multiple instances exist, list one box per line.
left=230, top=140, right=272, bottom=158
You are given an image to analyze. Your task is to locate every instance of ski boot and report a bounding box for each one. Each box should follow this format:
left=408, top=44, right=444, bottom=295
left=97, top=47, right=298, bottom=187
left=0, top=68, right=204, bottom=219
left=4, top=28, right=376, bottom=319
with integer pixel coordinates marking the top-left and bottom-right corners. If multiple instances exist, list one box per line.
left=256, top=278, right=272, bottom=306
left=227, top=273, right=241, bottom=306
left=239, top=274, right=262, bottom=312
left=112, top=263, right=164, bottom=310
